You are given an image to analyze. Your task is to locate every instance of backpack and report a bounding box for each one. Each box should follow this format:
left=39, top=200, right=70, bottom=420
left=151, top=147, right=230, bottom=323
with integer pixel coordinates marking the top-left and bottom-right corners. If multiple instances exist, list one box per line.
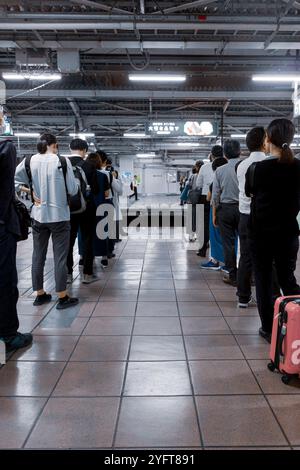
left=25, top=155, right=87, bottom=215
left=59, top=157, right=88, bottom=214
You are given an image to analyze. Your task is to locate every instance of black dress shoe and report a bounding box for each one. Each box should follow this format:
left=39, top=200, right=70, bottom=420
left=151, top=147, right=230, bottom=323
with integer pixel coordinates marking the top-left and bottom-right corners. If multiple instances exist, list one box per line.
left=197, top=248, right=207, bottom=257
left=259, top=327, right=272, bottom=344
left=222, top=276, right=237, bottom=287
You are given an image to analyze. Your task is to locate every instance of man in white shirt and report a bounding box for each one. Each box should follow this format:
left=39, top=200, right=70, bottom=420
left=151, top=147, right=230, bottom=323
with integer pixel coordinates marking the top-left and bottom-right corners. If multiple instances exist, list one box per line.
left=196, top=145, right=223, bottom=256
left=236, top=127, right=266, bottom=307
left=15, top=133, right=79, bottom=310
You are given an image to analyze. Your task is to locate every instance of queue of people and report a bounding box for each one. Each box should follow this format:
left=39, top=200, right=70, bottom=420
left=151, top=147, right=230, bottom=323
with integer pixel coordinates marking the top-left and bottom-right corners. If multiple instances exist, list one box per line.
left=185, top=118, right=300, bottom=343
left=0, top=132, right=124, bottom=352
left=1, top=118, right=300, bottom=353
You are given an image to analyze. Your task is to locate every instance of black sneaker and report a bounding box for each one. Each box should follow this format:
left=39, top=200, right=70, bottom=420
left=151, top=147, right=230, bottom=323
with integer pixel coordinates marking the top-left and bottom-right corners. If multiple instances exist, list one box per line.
left=33, top=293, right=52, bottom=306
left=101, top=259, right=108, bottom=268
left=56, top=295, right=79, bottom=310
left=0, top=332, right=33, bottom=353
left=259, top=327, right=271, bottom=344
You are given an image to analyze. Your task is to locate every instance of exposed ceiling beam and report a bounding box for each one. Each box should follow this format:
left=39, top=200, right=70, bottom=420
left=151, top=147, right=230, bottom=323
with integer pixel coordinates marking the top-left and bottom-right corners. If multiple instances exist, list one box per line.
left=1, top=39, right=300, bottom=51
left=0, top=19, right=299, bottom=32
left=6, top=88, right=293, bottom=100
left=70, top=0, right=132, bottom=15
left=152, top=0, right=218, bottom=14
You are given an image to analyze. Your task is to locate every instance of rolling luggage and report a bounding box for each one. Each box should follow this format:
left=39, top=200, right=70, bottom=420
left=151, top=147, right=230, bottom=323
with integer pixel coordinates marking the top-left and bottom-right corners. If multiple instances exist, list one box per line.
left=268, top=296, right=300, bottom=384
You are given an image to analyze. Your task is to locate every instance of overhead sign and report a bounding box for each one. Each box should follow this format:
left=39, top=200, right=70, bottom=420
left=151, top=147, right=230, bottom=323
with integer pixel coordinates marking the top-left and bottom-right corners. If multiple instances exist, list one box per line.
left=147, top=120, right=217, bottom=137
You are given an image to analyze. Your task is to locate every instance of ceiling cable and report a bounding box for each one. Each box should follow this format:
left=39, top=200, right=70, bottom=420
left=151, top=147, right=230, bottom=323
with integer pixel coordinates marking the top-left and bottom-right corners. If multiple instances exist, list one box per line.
left=7, top=79, right=58, bottom=100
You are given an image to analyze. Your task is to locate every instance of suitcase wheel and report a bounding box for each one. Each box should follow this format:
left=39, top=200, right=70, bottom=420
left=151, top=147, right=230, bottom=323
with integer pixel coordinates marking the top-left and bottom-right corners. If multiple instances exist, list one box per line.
left=281, top=374, right=292, bottom=385
left=267, top=361, right=276, bottom=372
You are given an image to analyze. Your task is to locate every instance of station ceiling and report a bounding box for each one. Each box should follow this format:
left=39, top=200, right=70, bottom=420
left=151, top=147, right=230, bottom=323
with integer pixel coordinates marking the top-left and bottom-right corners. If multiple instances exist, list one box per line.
left=1, top=0, right=300, bottom=164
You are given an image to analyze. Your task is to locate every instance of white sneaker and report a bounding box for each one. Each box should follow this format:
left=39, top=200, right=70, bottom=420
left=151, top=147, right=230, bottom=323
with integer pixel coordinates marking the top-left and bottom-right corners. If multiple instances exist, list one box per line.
left=238, top=297, right=256, bottom=309
left=82, top=274, right=99, bottom=284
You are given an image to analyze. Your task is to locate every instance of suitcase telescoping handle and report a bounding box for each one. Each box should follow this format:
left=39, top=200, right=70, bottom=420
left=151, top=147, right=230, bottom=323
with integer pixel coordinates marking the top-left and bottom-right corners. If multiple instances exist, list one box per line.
left=279, top=324, right=287, bottom=363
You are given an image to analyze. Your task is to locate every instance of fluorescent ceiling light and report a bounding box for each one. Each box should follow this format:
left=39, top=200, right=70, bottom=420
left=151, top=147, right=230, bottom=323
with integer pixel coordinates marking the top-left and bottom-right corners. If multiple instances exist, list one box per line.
left=231, top=134, right=246, bottom=138
left=2, top=72, right=61, bottom=81
left=252, top=74, right=300, bottom=83
left=294, top=134, right=300, bottom=138
left=291, top=143, right=299, bottom=147
left=177, top=142, right=200, bottom=147
left=123, top=133, right=148, bottom=138
left=129, top=74, right=186, bottom=82
left=69, top=133, right=95, bottom=139
left=14, top=132, right=40, bottom=137
left=136, top=152, right=156, bottom=158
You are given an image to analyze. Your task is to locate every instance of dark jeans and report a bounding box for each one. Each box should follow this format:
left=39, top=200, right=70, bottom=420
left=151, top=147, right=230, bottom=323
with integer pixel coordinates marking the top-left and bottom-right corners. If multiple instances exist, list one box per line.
left=217, top=203, right=240, bottom=281
left=199, top=195, right=210, bottom=252
left=237, top=213, right=252, bottom=302
left=67, top=209, right=95, bottom=275
left=250, top=231, right=300, bottom=333
left=0, top=226, right=19, bottom=337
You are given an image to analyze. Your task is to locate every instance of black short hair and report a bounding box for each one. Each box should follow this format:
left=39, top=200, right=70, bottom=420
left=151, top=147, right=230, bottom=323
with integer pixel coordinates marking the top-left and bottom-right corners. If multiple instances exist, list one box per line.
left=106, top=158, right=113, bottom=165
left=211, top=145, right=223, bottom=159
left=70, top=138, right=88, bottom=152
left=223, top=139, right=241, bottom=159
left=246, top=127, right=265, bottom=152
left=212, top=157, right=228, bottom=171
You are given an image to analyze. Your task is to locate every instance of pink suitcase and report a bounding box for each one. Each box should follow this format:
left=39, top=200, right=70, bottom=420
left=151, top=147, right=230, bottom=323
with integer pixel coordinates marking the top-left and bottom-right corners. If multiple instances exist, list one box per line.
left=268, top=296, right=300, bottom=384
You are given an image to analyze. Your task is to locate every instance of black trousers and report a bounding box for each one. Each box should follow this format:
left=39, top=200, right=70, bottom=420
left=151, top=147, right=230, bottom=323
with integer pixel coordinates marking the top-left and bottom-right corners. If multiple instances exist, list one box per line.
left=217, top=203, right=240, bottom=281
left=67, top=209, right=95, bottom=275
left=129, top=187, right=138, bottom=200
left=250, top=231, right=300, bottom=333
left=0, top=226, right=19, bottom=337
left=237, top=213, right=252, bottom=302
left=199, top=195, right=210, bottom=252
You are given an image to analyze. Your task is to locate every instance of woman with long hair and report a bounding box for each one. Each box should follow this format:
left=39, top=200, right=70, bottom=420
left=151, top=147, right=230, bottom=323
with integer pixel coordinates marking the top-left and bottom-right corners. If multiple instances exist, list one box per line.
left=246, top=118, right=300, bottom=342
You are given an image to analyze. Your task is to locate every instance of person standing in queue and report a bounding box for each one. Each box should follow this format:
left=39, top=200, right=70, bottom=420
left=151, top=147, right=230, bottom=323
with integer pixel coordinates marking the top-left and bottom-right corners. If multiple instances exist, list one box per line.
left=236, top=127, right=266, bottom=308
left=15, top=133, right=79, bottom=310
left=66, top=138, right=99, bottom=285
left=246, top=118, right=300, bottom=342
left=212, top=140, right=241, bottom=287
left=196, top=145, right=224, bottom=257
left=0, top=110, right=33, bottom=352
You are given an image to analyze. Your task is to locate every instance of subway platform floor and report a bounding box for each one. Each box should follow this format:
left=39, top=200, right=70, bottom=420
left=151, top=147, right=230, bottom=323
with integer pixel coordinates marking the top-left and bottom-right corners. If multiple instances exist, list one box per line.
left=1, top=233, right=300, bottom=450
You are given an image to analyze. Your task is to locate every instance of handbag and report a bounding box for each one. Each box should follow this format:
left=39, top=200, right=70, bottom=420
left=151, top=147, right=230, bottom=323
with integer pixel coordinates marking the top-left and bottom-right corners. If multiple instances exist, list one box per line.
left=188, top=188, right=202, bottom=205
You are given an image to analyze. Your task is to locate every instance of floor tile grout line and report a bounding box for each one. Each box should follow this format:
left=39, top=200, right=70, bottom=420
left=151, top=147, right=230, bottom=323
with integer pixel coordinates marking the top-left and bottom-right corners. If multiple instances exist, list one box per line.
left=169, top=245, right=205, bottom=450
left=212, top=290, right=293, bottom=448
left=20, top=277, right=101, bottom=449
left=5, top=392, right=300, bottom=399
left=111, top=237, right=145, bottom=449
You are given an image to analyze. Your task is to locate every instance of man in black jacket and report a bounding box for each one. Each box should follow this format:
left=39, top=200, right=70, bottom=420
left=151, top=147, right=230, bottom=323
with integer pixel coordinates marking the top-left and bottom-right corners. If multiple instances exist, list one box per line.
left=0, top=126, right=33, bottom=352
left=66, top=138, right=99, bottom=284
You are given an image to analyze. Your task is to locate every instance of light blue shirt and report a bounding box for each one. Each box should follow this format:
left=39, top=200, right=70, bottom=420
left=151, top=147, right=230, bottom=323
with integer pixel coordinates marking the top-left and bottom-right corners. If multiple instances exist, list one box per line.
left=15, top=152, right=79, bottom=223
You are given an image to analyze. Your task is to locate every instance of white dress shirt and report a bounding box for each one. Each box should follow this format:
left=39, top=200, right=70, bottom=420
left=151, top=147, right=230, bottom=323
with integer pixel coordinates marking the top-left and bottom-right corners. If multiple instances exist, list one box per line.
left=196, top=162, right=214, bottom=196
left=237, top=151, right=266, bottom=215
